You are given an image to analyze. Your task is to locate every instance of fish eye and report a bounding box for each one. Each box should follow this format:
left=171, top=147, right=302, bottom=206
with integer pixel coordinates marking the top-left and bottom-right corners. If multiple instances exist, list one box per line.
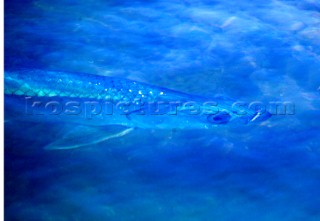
left=207, top=111, right=231, bottom=124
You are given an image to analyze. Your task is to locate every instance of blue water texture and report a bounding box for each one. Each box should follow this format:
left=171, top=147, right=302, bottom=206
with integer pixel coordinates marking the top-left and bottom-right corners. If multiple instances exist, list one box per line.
left=5, top=0, right=320, bottom=220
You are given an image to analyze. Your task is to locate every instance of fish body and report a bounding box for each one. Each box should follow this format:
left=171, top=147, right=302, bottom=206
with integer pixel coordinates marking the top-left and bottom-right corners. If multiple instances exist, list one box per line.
left=5, top=69, right=270, bottom=129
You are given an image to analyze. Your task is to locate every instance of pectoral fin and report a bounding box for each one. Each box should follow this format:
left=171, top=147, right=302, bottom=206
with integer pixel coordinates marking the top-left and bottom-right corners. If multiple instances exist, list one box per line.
left=44, top=125, right=134, bottom=150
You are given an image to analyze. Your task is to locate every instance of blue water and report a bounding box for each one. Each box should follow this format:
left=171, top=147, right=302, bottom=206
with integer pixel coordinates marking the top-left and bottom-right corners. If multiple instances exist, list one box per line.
left=5, top=0, right=320, bottom=220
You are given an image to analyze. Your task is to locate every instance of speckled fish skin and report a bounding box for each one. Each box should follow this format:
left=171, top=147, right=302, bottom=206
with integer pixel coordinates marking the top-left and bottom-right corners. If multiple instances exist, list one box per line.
left=4, top=69, right=269, bottom=129
left=5, top=69, right=176, bottom=102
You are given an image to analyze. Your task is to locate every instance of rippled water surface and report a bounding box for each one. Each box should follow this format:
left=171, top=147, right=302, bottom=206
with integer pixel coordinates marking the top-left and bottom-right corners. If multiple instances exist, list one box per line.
left=5, top=0, right=320, bottom=220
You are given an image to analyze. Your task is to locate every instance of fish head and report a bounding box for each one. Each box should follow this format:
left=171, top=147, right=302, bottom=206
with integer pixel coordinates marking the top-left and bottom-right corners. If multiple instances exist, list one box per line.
left=125, top=100, right=271, bottom=129
left=170, top=101, right=272, bottom=129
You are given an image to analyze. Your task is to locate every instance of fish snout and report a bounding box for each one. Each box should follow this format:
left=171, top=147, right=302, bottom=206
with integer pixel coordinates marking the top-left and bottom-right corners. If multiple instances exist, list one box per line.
left=249, top=111, right=272, bottom=123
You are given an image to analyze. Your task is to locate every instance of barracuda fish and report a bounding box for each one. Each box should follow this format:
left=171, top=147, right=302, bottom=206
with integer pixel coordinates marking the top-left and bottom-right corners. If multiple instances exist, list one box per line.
left=5, top=69, right=271, bottom=149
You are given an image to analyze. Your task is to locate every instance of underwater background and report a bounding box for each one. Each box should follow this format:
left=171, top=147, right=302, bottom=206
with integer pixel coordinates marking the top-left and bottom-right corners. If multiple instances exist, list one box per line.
left=4, top=0, right=320, bottom=220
